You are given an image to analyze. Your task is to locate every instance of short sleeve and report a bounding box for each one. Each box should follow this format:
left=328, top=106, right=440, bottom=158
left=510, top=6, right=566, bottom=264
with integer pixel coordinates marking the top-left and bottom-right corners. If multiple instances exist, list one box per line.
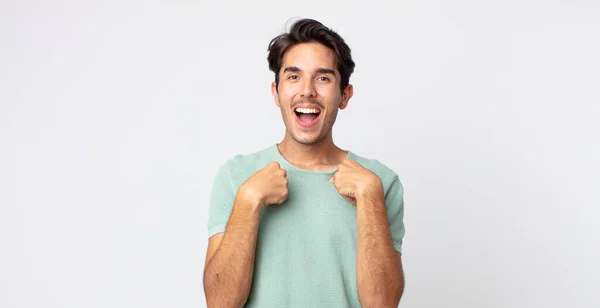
left=207, top=161, right=236, bottom=238
left=385, top=176, right=406, bottom=255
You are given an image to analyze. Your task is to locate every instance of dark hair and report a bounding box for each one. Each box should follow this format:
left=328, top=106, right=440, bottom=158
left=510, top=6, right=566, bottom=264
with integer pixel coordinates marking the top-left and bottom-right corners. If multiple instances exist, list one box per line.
left=267, top=18, right=355, bottom=92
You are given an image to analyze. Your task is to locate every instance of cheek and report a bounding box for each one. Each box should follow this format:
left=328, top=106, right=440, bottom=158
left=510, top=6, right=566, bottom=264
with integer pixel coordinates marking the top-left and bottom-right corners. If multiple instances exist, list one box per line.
left=279, top=82, right=300, bottom=94
left=278, top=97, right=294, bottom=116
left=278, top=88, right=297, bottom=103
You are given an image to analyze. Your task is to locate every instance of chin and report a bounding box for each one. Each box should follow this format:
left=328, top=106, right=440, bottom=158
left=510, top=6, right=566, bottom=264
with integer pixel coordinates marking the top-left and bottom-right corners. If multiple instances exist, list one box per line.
left=291, top=132, right=325, bottom=145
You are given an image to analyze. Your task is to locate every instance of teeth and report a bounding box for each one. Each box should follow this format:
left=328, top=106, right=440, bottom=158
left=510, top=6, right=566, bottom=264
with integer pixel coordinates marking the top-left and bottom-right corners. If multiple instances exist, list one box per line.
left=295, top=108, right=320, bottom=114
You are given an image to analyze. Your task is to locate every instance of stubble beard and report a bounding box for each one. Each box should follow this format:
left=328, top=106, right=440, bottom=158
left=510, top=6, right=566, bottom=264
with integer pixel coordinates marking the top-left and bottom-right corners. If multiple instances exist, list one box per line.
left=279, top=95, right=337, bottom=146
left=287, top=111, right=337, bottom=146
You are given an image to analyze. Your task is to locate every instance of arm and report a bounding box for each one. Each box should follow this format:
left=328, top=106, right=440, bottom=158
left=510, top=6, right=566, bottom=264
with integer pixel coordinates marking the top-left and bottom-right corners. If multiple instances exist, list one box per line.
left=203, top=191, right=261, bottom=308
left=203, top=161, right=288, bottom=308
left=356, top=182, right=405, bottom=308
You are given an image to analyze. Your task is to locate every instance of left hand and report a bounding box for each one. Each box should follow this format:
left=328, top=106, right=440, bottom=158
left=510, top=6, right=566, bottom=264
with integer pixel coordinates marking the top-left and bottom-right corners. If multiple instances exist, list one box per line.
left=329, top=158, right=383, bottom=206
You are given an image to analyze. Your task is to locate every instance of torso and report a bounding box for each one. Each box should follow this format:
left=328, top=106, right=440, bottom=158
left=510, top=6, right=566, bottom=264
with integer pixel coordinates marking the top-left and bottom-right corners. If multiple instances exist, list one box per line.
left=223, top=144, right=398, bottom=308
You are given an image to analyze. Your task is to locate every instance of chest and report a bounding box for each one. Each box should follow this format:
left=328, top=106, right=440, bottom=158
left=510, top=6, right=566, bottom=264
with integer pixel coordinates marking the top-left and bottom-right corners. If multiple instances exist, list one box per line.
left=256, top=175, right=358, bottom=248
left=249, top=175, right=360, bottom=305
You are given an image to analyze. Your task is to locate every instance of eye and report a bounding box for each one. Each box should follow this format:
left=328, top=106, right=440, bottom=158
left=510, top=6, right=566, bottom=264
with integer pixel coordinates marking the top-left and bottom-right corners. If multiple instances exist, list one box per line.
left=317, top=76, right=330, bottom=82
left=288, top=75, right=299, bottom=80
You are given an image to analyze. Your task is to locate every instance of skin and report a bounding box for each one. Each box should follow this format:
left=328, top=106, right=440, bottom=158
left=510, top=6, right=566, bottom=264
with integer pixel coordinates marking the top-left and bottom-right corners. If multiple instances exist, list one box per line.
left=203, top=162, right=288, bottom=307
left=330, top=159, right=405, bottom=307
left=271, top=42, right=352, bottom=170
left=203, top=42, right=404, bottom=307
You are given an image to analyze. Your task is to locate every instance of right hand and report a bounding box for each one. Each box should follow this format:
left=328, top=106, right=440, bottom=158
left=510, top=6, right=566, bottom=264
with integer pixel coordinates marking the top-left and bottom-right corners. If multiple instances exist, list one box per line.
left=239, top=162, right=289, bottom=207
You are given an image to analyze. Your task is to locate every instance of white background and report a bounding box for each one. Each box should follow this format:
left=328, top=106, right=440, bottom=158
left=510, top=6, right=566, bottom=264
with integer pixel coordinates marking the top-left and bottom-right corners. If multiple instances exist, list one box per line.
left=1, top=1, right=599, bottom=307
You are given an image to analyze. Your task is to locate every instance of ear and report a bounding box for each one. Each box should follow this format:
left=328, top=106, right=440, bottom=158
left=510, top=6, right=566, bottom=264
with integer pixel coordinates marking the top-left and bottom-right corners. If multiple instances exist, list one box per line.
left=339, top=84, right=354, bottom=110
left=271, top=81, right=280, bottom=107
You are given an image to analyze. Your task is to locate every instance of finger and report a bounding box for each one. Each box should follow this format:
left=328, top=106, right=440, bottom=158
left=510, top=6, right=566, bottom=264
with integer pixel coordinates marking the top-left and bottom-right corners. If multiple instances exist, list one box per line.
left=344, top=196, right=356, bottom=205
left=281, top=190, right=289, bottom=203
left=329, top=172, right=336, bottom=183
left=342, top=159, right=355, bottom=168
left=344, top=158, right=358, bottom=167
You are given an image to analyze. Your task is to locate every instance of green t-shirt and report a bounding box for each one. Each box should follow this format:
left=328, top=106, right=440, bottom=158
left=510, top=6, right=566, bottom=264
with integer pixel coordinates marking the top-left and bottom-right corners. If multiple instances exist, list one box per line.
left=207, top=144, right=405, bottom=307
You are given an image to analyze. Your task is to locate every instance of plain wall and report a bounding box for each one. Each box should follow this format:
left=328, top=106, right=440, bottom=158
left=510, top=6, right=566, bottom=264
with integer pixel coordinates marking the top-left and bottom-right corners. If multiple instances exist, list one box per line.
left=1, top=1, right=598, bottom=307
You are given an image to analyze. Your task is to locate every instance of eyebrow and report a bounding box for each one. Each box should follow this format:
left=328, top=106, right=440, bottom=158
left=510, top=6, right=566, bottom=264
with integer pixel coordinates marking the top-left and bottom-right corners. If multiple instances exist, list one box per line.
left=283, top=66, right=335, bottom=75
left=283, top=66, right=301, bottom=73
left=316, top=68, right=335, bottom=75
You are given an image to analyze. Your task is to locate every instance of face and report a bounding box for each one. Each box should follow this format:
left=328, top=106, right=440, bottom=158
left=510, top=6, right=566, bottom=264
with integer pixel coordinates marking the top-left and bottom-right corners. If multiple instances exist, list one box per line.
left=271, top=42, right=353, bottom=145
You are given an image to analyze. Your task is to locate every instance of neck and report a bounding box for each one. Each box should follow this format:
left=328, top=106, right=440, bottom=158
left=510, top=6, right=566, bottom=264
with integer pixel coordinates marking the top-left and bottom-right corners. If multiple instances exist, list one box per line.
left=277, top=133, right=347, bottom=171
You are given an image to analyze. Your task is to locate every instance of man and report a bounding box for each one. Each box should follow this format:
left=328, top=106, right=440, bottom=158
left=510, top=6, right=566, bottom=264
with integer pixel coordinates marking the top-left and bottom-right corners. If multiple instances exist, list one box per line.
left=203, top=18, right=406, bottom=308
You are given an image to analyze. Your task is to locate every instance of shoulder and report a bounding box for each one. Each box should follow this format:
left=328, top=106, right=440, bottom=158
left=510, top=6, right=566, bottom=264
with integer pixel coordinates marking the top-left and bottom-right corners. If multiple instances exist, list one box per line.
left=348, top=151, right=403, bottom=195
left=223, top=145, right=274, bottom=169
left=215, top=145, right=277, bottom=185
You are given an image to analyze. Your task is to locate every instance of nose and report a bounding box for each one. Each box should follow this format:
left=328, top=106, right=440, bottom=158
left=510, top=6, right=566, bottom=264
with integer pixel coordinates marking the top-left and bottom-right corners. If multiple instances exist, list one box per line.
left=300, top=79, right=316, bottom=98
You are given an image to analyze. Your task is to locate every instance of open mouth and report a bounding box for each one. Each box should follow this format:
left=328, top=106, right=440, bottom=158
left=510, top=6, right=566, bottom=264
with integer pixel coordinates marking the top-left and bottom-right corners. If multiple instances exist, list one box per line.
left=294, top=107, right=321, bottom=128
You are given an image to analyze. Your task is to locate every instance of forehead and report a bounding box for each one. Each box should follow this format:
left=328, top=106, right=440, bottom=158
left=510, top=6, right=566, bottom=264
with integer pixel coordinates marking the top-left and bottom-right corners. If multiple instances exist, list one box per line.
left=281, top=42, right=338, bottom=73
